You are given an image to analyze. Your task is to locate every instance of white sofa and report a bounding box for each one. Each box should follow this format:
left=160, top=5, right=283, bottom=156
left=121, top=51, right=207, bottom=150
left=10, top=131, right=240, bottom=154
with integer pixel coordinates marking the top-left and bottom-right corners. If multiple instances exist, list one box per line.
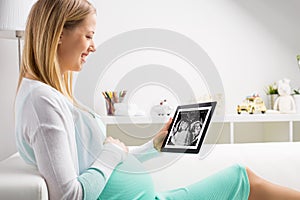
left=150, top=142, right=300, bottom=193
left=0, top=142, right=299, bottom=199
left=0, top=153, right=48, bottom=200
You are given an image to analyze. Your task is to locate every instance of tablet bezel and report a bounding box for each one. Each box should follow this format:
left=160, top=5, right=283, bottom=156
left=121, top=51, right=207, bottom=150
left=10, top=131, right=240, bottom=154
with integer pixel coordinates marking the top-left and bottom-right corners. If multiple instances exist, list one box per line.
left=161, top=101, right=216, bottom=154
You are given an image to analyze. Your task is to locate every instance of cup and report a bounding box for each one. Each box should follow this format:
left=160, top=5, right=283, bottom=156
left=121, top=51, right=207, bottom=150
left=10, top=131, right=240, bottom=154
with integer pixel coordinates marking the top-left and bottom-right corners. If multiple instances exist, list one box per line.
left=114, top=103, right=138, bottom=116
left=102, top=91, right=127, bottom=115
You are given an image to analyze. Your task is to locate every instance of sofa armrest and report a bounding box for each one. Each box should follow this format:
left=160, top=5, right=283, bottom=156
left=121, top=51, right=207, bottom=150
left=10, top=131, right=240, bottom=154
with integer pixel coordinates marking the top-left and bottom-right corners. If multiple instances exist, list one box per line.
left=0, top=153, right=48, bottom=200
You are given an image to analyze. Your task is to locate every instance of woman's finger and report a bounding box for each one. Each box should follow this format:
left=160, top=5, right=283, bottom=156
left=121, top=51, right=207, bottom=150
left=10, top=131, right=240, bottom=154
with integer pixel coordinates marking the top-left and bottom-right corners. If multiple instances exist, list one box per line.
left=161, top=118, right=173, bottom=131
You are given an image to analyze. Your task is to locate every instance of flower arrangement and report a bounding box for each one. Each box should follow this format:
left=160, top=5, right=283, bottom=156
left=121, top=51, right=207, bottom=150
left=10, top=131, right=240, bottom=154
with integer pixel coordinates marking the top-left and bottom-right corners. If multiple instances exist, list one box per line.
left=293, top=88, right=300, bottom=95
left=293, top=88, right=300, bottom=113
left=265, top=82, right=278, bottom=95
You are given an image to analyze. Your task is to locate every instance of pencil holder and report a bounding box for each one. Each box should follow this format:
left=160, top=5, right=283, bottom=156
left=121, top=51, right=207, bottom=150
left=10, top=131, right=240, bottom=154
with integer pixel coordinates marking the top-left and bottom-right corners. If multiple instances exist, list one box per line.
left=102, top=90, right=127, bottom=115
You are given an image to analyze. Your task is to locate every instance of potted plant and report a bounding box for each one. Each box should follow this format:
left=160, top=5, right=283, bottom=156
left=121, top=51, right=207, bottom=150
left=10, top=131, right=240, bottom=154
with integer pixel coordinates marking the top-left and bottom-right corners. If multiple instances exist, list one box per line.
left=293, top=88, right=300, bottom=113
left=264, top=82, right=279, bottom=110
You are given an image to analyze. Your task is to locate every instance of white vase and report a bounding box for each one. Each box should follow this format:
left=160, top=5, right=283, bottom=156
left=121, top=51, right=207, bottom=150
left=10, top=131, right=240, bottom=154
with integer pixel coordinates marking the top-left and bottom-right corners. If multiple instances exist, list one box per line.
left=267, top=94, right=278, bottom=110
left=293, top=95, right=300, bottom=113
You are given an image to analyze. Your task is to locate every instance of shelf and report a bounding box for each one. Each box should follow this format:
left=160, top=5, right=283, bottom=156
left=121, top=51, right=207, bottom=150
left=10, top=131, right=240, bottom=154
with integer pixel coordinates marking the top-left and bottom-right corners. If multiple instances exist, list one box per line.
left=101, top=114, right=300, bottom=145
left=101, top=114, right=300, bottom=125
left=0, top=30, right=21, bottom=39
left=224, top=114, right=300, bottom=123
left=101, top=115, right=170, bottom=125
left=223, top=114, right=300, bottom=144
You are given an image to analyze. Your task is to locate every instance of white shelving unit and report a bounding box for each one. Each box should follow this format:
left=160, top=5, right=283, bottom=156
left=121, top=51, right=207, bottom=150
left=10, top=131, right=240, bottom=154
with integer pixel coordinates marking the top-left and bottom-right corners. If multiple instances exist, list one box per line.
left=101, top=114, right=300, bottom=144
left=223, top=114, right=300, bottom=144
left=101, top=115, right=171, bottom=125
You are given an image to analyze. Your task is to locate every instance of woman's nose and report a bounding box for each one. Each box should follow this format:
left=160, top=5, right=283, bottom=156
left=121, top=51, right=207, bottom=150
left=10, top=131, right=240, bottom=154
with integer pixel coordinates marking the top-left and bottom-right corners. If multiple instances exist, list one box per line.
left=88, top=45, right=96, bottom=52
left=89, top=39, right=96, bottom=52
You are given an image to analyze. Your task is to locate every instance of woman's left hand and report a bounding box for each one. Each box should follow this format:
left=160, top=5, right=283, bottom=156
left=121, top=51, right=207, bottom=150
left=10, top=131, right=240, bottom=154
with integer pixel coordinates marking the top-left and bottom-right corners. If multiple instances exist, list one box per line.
left=153, top=118, right=173, bottom=151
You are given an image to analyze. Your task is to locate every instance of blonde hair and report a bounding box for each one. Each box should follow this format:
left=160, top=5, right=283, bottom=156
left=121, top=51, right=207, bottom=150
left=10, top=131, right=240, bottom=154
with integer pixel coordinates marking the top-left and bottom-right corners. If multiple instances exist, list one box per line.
left=18, top=0, right=96, bottom=101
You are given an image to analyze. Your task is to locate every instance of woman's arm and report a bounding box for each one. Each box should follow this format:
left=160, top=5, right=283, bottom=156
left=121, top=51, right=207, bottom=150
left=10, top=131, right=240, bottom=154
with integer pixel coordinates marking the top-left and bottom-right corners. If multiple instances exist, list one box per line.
left=28, top=92, right=126, bottom=200
left=128, top=139, right=158, bottom=162
left=129, top=118, right=172, bottom=162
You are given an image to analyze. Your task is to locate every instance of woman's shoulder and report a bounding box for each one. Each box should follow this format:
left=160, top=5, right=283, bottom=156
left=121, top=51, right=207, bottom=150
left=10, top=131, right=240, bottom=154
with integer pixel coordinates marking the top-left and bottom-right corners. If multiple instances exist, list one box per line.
left=17, top=78, right=71, bottom=109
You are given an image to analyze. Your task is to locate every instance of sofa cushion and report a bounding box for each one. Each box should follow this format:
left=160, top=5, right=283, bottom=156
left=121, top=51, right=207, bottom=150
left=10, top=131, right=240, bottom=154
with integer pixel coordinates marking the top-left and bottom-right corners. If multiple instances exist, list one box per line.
left=148, top=142, right=300, bottom=192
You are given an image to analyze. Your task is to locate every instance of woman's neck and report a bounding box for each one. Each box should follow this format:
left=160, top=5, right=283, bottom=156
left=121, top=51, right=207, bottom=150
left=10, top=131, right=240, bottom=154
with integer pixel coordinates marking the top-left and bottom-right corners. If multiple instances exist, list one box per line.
left=24, top=72, right=38, bottom=80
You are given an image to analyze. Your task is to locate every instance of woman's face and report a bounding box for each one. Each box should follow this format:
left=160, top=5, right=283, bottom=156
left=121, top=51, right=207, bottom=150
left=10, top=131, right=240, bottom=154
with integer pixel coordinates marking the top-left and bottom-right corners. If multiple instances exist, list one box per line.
left=57, top=13, right=96, bottom=74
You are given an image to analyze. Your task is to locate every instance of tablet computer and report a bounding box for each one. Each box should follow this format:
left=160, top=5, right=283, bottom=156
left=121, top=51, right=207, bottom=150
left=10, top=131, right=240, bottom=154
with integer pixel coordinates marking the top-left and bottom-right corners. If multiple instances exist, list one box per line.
left=161, top=101, right=216, bottom=154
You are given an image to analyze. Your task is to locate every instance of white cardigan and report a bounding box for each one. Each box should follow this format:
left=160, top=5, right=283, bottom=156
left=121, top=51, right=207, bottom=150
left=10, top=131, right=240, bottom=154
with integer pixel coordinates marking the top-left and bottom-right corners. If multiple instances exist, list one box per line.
left=14, top=78, right=155, bottom=200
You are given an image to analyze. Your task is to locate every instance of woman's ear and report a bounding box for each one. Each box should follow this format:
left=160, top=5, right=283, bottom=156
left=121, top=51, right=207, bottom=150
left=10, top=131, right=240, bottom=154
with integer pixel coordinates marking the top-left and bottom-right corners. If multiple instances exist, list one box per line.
left=58, top=32, right=63, bottom=44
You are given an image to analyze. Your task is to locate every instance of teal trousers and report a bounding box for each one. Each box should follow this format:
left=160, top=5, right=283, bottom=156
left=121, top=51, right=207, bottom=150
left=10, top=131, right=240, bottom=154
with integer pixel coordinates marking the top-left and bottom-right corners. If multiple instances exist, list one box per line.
left=99, top=155, right=250, bottom=200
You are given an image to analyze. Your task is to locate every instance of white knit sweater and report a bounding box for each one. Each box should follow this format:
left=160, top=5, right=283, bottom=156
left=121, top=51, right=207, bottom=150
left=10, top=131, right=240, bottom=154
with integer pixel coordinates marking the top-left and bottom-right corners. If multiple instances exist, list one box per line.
left=15, top=78, right=155, bottom=200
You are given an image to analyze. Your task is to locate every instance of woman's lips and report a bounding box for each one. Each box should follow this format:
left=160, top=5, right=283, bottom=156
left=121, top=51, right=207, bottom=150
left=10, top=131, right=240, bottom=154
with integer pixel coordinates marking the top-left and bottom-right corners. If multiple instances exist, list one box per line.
left=81, top=53, right=88, bottom=63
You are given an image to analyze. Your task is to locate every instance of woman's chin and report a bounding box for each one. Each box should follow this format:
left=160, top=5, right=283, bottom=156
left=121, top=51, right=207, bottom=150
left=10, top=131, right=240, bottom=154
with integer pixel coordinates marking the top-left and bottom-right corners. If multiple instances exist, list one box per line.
left=75, top=63, right=84, bottom=71
left=68, top=67, right=82, bottom=73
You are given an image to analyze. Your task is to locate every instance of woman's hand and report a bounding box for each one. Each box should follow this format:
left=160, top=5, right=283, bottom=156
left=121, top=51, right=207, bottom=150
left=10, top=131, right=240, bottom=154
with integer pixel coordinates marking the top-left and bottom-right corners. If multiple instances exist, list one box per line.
left=104, top=136, right=129, bottom=153
left=153, top=118, right=173, bottom=151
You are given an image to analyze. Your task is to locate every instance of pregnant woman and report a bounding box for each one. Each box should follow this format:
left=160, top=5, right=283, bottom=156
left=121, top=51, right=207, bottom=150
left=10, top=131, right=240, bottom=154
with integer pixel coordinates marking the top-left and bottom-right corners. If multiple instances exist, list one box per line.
left=15, top=0, right=300, bottom=199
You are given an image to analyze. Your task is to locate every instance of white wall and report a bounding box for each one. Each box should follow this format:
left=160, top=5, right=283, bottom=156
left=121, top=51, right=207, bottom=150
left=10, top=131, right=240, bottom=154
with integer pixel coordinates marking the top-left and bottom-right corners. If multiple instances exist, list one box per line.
left=91, top=0, right=300, bottom=113
left=1, top=0, right=300, bottom=160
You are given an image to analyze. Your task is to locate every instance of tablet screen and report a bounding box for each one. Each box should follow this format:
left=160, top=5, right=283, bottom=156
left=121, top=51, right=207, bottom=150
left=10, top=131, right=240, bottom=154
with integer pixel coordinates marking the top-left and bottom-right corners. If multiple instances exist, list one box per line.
left=161, top=101, right=216, bottom=154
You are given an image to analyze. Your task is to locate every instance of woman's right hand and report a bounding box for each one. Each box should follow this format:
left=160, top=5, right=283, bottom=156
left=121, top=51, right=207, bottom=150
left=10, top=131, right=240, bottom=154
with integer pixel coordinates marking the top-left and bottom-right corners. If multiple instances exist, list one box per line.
left=153, top=118, right=173, bottom=151
left=92, top=136, right=128, bottom=172
left=104, top=136, right=129, bottom=153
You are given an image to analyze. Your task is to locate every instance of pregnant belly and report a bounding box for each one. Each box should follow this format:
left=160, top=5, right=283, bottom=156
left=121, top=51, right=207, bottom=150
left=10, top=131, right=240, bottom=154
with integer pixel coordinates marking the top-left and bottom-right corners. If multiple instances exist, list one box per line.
left=99, top=154, right=155, bottom=200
